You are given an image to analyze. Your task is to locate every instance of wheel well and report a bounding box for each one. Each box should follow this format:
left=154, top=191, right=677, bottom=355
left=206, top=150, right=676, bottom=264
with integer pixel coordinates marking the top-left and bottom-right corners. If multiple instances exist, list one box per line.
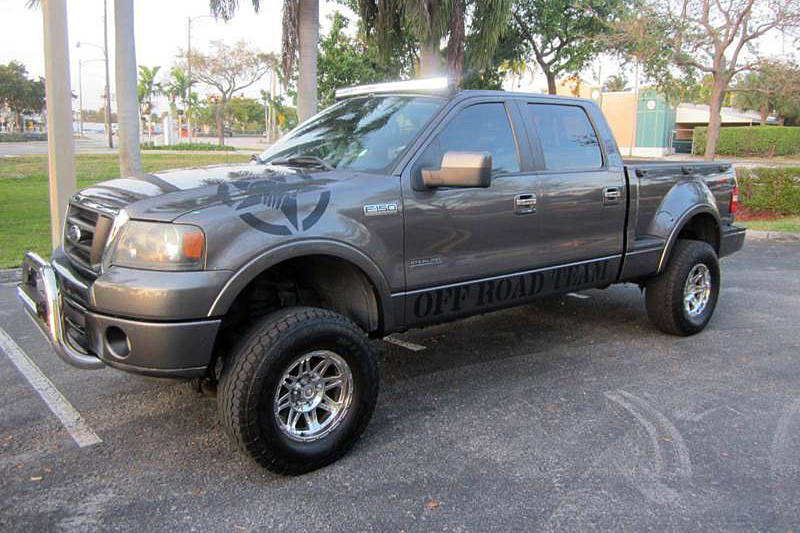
left=210, top=255, right=382, bottom=370
left=676, top=213, right=720, bottom=253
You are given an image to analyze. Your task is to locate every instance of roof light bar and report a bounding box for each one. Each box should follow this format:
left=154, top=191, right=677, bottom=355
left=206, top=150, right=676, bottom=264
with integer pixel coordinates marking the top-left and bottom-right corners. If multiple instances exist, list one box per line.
left=335, top=77, right=450, bottom=99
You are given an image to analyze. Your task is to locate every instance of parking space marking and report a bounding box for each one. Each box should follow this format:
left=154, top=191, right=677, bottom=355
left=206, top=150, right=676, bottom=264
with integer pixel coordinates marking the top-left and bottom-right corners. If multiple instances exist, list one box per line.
left=383, top=336, right=426, bottom=352
left=0, top=327, right=102, bottom=448
left=566, top=292, right=590, bottom=299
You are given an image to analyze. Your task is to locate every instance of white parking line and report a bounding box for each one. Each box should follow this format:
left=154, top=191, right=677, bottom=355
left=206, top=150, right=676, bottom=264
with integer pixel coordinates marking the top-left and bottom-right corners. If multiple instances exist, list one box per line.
left=383, top=336, right=426, bottom=352
left=0, top=327, right=102, bottom=448
left=566, top=292, right=590, bottom=299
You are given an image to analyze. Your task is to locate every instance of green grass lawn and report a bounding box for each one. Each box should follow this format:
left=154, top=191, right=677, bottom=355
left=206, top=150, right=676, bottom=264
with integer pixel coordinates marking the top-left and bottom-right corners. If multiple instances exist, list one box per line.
left=743, top=216, right=800, bottom=233
left=0, top=153, right=250, bottom=268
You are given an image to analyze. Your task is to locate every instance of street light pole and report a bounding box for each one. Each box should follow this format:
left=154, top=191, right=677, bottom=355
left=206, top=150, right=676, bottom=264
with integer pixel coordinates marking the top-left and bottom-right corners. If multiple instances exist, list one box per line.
left=77, top=38, right=112, bottom=147
left=77, top=58, right=105, bottom=136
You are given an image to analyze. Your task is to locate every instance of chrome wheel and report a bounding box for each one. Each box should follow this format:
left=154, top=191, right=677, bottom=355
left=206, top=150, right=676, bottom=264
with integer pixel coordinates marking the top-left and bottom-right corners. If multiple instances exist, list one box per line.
left=273, top=350, right=353, bottom=442
left=683, top=263, right=711, bottom=317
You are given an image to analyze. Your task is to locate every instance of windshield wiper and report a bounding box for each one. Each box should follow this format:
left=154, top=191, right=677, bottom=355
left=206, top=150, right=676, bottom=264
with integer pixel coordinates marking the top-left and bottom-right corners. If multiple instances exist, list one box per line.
left=268, top=155, right=334, bottom=171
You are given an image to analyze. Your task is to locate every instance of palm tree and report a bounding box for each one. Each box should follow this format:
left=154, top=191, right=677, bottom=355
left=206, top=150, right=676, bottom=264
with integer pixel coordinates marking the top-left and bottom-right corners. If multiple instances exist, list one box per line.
left=357, top=0, right=512, bottom=82
left=210, top=0, right=318, bottom=122
left=137, top=65, right=162, bottom=142
left=165, top=67, right=192, bottom=138
left=603, top=74, right=629, bottom=92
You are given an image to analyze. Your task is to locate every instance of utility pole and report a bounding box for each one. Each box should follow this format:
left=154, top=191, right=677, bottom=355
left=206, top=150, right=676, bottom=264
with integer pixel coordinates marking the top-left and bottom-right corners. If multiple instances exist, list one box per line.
left=102, top=0, right=113, bottom=148
left=187, top=16, right=193, bottom=143
left=42, top=0, right=76, bottom=249
left=78, top=60, right=83, bottom=135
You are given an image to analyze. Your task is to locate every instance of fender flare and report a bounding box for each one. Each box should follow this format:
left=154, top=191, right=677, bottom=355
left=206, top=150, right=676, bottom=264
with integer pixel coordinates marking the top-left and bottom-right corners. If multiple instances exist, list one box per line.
left=206, top=239, right=396, bottom=332
left=656, top=204, right=721, bottom=274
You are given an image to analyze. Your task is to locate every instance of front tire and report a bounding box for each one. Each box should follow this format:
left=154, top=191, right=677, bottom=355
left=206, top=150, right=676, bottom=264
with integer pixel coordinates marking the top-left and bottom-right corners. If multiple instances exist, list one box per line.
left=645, top=239, right=721, bottom=336
left=218, top=307, right=378, bottom=475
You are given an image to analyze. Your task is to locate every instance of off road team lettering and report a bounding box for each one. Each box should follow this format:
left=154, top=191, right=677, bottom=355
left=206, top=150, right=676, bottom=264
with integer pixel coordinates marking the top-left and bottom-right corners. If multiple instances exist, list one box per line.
left=413, top=260, right=610, bottom=319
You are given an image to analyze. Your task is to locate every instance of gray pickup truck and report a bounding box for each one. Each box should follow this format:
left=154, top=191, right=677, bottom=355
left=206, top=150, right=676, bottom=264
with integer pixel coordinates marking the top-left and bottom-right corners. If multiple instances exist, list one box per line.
left=18, top=79, right=745, bottom=474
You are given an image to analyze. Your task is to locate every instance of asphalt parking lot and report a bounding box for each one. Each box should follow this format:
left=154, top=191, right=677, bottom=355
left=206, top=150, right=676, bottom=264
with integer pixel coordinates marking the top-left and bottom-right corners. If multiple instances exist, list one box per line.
left=1, top=239, right=798, bottom=532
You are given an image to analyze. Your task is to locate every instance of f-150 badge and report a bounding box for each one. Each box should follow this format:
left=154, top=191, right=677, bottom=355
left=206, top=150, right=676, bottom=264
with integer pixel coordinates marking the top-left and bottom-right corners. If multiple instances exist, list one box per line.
left=363, top=203, right=398, bottom=216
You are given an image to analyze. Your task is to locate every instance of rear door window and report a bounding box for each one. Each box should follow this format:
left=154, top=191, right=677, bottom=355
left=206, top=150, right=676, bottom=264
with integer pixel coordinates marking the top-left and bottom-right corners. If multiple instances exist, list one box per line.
left=528, top=104, right=603, bottom=171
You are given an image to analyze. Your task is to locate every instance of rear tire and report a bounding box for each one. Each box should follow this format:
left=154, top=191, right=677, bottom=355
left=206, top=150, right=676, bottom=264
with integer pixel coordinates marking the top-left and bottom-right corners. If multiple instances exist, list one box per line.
left=645, top=239, right=720, bottom=336
left=218, top=307, right=378, bottom=475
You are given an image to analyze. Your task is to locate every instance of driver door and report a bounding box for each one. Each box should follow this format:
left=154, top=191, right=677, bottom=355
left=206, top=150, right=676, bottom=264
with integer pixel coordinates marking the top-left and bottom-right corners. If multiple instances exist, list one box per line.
left=401, top=98, right=541, bottom=325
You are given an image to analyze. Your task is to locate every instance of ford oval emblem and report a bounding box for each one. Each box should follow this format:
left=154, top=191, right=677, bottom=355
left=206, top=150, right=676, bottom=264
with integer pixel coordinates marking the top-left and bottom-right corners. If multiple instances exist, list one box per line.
left=67, top=224, right=82, bottom=242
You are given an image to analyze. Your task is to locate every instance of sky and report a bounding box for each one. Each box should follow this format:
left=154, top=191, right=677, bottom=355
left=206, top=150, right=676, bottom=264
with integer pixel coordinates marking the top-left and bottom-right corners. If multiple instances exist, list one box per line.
left=0, top=0, right=796, bottom=113
left=0, top=0, right=353, bottom=111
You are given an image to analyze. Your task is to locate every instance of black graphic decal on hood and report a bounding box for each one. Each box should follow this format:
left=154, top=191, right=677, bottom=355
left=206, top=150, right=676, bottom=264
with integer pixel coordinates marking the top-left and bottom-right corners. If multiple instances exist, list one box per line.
left=214, top=172, right=331, bottom=235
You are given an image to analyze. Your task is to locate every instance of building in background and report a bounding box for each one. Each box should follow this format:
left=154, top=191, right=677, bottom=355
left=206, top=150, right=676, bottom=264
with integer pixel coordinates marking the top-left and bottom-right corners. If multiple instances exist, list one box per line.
left=546, top=82, right=777, bottom=157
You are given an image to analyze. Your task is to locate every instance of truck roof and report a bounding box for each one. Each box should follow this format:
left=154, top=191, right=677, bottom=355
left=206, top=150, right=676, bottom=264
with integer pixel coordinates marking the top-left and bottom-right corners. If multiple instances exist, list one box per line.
left=334, top=77, right=594, bottom=106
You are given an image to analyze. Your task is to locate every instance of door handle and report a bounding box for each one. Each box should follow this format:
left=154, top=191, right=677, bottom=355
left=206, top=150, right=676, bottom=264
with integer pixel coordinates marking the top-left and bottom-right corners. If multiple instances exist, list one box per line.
left=603, top=187, right=621, bottom=204
left=514, top=193, right=537, bottom=214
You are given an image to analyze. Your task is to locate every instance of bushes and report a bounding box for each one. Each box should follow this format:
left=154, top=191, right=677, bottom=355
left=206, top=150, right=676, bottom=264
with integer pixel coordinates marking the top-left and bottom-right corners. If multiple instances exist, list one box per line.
left=693, top=126, right=800, bottom=157
left=140, top=142, right=236, bottom=152
left=0, top=132, right=46, bottom=142
left=736, top=167, right=800, bottom=215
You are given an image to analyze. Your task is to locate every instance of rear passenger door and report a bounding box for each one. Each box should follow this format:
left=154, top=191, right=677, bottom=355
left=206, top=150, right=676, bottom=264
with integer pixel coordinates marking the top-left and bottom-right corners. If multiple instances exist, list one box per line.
left=524, top=102, right=626, bottom=268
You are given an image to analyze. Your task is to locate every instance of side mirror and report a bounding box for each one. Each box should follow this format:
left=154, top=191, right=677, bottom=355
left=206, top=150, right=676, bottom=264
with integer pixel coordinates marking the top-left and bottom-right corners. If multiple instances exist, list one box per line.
left=422, top=151, right=492, bottom=188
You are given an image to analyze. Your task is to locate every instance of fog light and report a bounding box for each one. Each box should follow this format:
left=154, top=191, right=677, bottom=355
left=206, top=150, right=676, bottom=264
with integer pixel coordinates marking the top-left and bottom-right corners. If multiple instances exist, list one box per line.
left=106, top=326, right=130, bottom=358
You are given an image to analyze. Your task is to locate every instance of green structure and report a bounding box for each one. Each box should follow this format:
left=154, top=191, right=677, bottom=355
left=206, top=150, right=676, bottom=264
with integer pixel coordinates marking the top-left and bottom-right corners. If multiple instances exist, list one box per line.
left=635, top=89, right=676, bottom=152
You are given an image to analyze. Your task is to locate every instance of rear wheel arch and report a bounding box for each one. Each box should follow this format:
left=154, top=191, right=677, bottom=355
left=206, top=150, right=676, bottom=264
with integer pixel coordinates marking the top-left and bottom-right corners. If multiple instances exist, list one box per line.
left=658, top=207, right=721, bottom=274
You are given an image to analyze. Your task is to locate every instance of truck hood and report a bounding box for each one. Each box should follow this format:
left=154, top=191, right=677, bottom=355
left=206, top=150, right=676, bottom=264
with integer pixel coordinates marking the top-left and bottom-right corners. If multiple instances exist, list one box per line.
left=75, top=164, right=349, bottom=222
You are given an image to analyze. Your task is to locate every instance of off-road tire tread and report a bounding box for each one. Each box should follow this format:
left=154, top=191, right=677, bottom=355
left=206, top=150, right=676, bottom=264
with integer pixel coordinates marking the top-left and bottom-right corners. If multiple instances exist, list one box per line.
left=645, top=239, right=719, bottom=336
left=218, top=307, right=378, bottom=475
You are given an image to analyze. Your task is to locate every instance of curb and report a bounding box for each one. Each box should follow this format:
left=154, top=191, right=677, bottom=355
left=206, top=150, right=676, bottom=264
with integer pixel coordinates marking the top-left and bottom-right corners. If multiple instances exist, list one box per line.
left=746, top=230, right=800, bottom=242
left=0, top=268, right=21, bottom=283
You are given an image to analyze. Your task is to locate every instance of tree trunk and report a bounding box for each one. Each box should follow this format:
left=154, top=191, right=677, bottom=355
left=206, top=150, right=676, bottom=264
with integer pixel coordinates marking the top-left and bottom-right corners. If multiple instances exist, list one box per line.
left=41, top=0, right=77, bottom=249
left=419, top=42, right=439, bottom=77
left=216, top=103, right=225, bottom=146
left=114, top=0, right=142, bottom=178
left=704, top=76, right=727, bottom=162
left=446, top=0, right=465, bottom=84
left=297, top=0, right=319, bottom=123
left=15, top=111, right=23, bottom=132
left=546, top=72, right=557, bottom=95
left=759, top=106, right=768, bottom=126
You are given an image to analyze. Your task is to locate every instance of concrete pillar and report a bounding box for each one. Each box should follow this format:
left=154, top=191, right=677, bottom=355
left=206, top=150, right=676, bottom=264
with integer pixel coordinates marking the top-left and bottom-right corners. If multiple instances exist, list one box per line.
left=296, top=0, right=319, bottom=122
left=42, top=0, right=76, bottom=250
left=114, top=0, right=142, bottom=178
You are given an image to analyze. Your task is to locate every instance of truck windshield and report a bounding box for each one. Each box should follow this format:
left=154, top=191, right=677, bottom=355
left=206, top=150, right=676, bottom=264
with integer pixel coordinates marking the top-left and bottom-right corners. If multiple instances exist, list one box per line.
left=259, top=95, right=445, bottom=172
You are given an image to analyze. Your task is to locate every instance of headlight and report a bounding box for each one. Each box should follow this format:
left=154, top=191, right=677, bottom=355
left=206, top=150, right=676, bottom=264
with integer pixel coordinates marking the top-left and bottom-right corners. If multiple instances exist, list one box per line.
left=108, top=220, right=206, bottom=271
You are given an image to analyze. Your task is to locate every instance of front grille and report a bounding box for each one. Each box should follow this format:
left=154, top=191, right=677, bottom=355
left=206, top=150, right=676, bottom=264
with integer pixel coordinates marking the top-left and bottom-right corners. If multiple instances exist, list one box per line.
left=64, top=202, right=114, bottom=273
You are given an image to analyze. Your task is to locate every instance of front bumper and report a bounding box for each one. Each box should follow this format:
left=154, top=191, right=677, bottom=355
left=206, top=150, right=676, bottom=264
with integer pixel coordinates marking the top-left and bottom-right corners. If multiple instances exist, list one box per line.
left=17, top=253, right=221, bottom=378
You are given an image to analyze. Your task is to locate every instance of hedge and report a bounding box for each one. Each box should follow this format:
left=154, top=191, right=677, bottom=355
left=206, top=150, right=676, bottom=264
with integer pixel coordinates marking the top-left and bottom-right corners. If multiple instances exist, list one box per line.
left=140, top=142, right=236, bottom=152
left=736, top=167, right=800, bottom=215
left=693, top=126, right=800, bottom=157
left=0, top=132, right=46, bottom=142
